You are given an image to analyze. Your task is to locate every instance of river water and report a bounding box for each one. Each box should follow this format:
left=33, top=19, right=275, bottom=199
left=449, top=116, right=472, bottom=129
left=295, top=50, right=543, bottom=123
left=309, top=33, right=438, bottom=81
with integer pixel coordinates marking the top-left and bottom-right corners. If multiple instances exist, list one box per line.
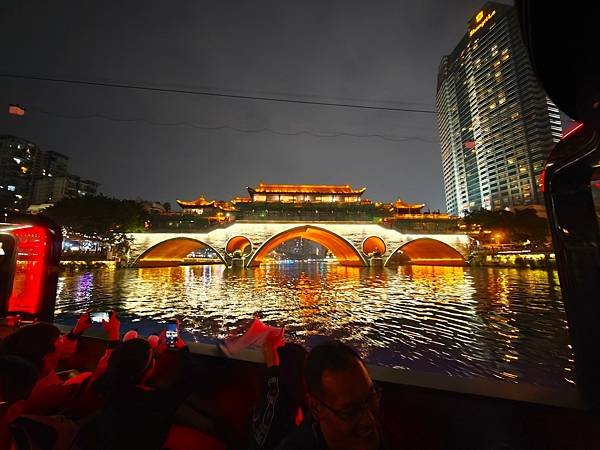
left=53, top=263, right=574, bottom=389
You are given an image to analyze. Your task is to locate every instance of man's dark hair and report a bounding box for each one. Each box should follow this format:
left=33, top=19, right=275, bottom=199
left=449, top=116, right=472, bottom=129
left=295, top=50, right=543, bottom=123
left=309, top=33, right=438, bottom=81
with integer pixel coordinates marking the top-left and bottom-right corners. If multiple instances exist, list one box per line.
left=0, top=355, right=38, bottom=404
left=0, top=323, right=60, bottom=374
left=305, top=340, right=363, bottom=397
left=95, top=338, right=152, bottom=397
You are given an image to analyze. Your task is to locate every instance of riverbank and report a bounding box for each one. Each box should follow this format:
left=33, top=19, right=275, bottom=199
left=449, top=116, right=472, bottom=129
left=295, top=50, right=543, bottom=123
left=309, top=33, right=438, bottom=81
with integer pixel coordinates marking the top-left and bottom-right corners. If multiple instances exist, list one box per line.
left=60, top=260, right=117, bottom=270
left=470, top=252, right=555, bottom=269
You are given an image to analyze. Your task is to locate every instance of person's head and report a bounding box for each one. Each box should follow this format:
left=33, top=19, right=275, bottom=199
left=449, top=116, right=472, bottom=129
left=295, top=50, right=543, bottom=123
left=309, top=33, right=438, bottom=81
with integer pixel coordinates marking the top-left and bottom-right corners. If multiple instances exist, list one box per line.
left=0, top=355, right=37, bottom=405
left=96, top=338, right=155, bottom=397
left=305, top=341, right=381, bottom=450
left=122, top=329, right=139, bottom=342
left=0, top=323, right=61, bottom=377
left=277, top=343, right=308, bottom=408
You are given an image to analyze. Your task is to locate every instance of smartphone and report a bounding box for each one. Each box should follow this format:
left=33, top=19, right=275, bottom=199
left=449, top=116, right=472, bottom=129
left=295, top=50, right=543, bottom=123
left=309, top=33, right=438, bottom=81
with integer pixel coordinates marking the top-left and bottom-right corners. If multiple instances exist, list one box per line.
left=90, top=311, right=110, bottom=323
left=166, top=320, right=178, bottom=348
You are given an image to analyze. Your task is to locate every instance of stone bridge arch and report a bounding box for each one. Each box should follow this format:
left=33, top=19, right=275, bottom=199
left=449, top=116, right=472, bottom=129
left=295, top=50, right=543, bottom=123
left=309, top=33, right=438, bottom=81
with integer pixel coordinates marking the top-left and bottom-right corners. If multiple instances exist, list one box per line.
left=385, top=237, right=466, bottom=267
left=133, top=237, right=227, bottom=268
left=246, top=224, right=367, bottom=267
left=225, top=236, right=253, bottom=256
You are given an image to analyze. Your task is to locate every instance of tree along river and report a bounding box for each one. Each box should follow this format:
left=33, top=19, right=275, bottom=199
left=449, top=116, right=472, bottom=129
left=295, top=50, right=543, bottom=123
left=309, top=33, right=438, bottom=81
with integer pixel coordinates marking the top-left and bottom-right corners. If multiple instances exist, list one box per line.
left=53, top=263, right=574, bottom=390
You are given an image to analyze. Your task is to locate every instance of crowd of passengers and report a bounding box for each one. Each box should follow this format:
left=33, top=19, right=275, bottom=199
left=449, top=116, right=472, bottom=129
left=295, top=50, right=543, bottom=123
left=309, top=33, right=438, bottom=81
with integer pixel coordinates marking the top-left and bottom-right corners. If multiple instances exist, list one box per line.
left=0, top=312, right=387, bottom=450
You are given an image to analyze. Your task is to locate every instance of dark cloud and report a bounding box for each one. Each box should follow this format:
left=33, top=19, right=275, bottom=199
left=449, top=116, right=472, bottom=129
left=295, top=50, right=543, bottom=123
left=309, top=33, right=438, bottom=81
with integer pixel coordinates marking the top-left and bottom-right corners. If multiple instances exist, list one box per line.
left=0, top=0, right=511, bottom=210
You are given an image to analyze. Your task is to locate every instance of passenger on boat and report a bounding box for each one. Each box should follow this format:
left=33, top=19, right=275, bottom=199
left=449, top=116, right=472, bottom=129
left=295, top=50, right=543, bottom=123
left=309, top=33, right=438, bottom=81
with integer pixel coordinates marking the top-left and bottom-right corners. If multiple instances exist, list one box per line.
left=74, top=333, right=223, bottom=450
left=249, top=327, right=308, bottom=450
left=0, top=355, right=38, bottom=449
left=0, top=312, right=118, bottom=416
left=276, top=340, right=385, bottom=450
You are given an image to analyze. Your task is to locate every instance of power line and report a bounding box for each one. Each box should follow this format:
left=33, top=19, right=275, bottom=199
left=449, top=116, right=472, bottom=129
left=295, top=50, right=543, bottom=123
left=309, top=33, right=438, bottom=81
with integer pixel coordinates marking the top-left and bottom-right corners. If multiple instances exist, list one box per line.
left=29, top=106, right=439, bottom=143
left=0, top=72, right=437, bottom=114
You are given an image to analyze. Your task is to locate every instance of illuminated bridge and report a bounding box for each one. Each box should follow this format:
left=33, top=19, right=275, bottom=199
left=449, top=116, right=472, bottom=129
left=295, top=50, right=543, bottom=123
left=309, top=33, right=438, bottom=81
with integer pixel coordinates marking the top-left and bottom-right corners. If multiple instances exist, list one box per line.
left=128, top=222, right=470, bottom=268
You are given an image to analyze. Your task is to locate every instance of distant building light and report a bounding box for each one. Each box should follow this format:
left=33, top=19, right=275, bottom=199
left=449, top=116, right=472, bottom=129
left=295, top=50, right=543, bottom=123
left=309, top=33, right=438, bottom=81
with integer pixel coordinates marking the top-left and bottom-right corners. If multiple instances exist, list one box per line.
left=13, top=157, right=21, bottom=164
left=7, top=185, right=15, bottom=192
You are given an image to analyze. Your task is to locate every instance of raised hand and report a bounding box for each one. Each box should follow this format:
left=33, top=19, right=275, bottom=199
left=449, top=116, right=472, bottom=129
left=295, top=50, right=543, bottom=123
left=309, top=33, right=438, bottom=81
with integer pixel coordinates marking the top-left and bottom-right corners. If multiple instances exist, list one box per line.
left=72, top=311, right=92, bottom=336
left=102, top=311, right=121, bottom=341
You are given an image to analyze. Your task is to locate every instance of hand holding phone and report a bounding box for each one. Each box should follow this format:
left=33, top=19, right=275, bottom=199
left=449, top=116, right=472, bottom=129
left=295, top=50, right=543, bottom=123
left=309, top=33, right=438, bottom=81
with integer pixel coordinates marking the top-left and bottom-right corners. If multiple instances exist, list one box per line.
left=166, top=320, right=179, bottom=348
left=90, top=312, right=110, bottom=324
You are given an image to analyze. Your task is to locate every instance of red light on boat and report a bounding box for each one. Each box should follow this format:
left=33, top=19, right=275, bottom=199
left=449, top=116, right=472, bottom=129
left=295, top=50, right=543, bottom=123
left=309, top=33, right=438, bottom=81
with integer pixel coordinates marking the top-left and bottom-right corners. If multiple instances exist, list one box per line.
left=540, top=166, right=547, bottom=193
left=6, top=225, right=51, bottom=315
left=8, top=104, right=26, bottom=116
left=561, top=122, right=584, bottom=140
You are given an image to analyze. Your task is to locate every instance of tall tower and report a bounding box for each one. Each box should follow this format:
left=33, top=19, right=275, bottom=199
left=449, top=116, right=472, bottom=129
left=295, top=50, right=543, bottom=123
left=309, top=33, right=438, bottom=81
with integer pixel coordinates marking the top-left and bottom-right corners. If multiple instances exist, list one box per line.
left=437, top=2, right=562, bottom=216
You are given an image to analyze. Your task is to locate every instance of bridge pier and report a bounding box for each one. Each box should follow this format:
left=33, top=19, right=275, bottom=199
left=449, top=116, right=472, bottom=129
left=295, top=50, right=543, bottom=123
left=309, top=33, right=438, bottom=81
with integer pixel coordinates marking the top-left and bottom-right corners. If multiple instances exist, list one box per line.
left=229, top=257, right=245, bottom=269
left=369, top=256, right=384, bottom=268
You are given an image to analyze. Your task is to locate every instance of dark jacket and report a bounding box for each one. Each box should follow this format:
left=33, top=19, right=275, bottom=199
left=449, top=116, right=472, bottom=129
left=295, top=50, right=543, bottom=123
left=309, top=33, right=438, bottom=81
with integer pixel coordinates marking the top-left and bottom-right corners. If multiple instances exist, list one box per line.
left=74, top=349, right=201, bottom=450
left=274, top=421, right=328, bottom=450
left=249, top=366, right=300, bottom=450
left=276, top=420, right=389, bottom=450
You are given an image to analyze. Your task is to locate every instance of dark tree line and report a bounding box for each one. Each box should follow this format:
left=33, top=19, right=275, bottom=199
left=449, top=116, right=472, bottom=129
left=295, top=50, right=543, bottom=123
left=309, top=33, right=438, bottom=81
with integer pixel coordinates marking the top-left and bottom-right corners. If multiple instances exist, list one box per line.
left=41, top=196, right=146, bottom=242
left=462, top=208, right=550, bottom=244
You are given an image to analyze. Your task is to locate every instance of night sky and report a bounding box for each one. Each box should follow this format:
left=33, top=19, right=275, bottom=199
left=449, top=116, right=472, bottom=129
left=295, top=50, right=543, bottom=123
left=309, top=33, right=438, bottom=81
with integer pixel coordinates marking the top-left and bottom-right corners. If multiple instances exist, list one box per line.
left=1, top=0, right=511, bottom=211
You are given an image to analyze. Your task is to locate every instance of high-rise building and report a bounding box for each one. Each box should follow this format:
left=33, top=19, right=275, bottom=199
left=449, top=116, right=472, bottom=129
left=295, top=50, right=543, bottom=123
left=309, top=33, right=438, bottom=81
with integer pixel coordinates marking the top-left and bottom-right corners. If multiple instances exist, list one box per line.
left=0, top=135, right=99, bottom=210
left=31, top=175, right=99, bottom=204
left=32, top=150, right=69, bottom=179
left=436, top=2, right=562, bottom=216
left=0, top=135, right=39, bottom=209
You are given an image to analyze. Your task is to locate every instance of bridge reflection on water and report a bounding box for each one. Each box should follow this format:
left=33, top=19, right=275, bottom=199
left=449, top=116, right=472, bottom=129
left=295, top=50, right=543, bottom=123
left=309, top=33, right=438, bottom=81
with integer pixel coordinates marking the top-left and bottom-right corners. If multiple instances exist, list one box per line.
left=54, top=263, right=574, bottom=389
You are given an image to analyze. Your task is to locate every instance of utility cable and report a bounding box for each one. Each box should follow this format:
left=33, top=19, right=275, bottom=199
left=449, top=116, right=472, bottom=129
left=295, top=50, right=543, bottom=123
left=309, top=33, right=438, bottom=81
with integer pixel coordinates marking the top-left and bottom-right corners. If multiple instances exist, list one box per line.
left=27, top=106, right=439, bottom=143
left=0, top=72, right=437, bottom=114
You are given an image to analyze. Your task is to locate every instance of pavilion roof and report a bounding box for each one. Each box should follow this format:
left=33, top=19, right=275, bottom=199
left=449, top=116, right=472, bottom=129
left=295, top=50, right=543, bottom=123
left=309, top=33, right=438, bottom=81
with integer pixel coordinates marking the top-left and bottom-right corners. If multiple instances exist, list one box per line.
left=231, top=196, right=252, bottom=204
left=248, top=183, right=366, bottom=195
left=176, top=196, right=216, bottom=208
left=393, top=198, right=426, bottom=209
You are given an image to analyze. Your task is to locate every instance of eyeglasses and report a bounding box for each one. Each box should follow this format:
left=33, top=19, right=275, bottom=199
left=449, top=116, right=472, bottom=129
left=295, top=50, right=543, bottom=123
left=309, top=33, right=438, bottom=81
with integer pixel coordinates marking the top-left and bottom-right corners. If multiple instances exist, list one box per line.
left=313, top=385, right=382, bottom=424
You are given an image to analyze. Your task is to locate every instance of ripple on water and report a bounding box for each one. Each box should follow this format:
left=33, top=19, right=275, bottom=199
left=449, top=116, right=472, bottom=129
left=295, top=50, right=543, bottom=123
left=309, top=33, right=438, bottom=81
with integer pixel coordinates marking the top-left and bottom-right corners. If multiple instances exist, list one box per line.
left=54, top=263, right=575, bottom=389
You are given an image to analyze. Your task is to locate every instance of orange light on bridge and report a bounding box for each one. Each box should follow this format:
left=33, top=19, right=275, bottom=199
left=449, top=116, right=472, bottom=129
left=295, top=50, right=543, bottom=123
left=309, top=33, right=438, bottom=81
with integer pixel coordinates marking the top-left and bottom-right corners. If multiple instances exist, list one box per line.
left=362, top=236, right=386, bottom=256
left=135, top=237, right=225, bottom=267
left=248, top=225, right=367, bottom=267
left=387, top=238, right=466, bottom=267
left=226, top=236, right=252, bottom=255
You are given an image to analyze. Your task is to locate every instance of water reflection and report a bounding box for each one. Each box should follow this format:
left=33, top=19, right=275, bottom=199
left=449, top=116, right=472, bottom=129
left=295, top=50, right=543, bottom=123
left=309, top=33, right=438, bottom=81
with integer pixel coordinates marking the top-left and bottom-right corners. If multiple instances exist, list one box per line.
left=54, top=263, right=573, bottom=388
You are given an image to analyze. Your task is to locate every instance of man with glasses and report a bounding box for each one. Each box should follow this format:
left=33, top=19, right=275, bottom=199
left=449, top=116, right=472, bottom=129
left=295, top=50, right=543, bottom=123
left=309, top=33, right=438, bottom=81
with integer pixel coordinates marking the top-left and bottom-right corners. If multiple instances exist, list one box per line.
left=277, top=340, right=385, bottom=450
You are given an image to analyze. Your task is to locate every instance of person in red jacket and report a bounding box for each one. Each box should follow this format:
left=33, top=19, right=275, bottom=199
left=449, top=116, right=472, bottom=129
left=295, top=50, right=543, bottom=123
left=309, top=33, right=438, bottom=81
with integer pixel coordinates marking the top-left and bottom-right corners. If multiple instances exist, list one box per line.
left=0, top=312, right=121, bottom=416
